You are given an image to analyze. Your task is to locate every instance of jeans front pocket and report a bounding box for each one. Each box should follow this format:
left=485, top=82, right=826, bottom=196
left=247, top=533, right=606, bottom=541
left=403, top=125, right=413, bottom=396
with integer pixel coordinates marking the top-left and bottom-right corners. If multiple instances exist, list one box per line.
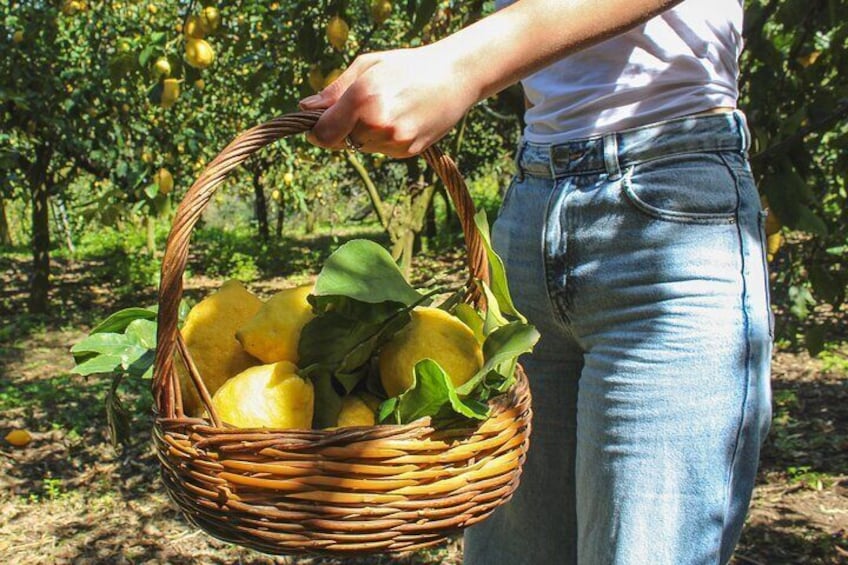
left=622, top=152, right=740, bottom=224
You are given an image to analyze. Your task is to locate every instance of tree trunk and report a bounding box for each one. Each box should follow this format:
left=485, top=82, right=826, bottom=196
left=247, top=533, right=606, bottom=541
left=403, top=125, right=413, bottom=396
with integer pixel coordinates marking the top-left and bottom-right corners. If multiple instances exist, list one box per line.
left=28, top=145, right=53, bottom=314
left=0, top=195, right=12, bottom=247
left=252, top=168, right=269, bottom=242
left=275, top=193, right=285, bottom=239
left=305, top=210, right=316, bottom=234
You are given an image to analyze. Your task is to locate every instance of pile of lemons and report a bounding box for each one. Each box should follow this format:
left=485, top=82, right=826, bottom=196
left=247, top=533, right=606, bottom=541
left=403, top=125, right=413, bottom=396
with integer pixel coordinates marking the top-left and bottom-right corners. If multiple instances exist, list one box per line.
left=178, top=280, right=483, bottom=430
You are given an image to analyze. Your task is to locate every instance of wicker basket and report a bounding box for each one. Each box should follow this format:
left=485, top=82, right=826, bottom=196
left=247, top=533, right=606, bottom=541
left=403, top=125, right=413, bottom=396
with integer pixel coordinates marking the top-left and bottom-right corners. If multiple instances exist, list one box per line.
left=151, top=111, right=532, bottom=556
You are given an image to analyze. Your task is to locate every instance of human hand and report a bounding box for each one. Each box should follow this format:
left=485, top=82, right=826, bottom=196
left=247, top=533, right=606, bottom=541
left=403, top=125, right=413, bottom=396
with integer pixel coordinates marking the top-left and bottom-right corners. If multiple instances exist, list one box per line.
left=298, top=45, right=478, bottom=158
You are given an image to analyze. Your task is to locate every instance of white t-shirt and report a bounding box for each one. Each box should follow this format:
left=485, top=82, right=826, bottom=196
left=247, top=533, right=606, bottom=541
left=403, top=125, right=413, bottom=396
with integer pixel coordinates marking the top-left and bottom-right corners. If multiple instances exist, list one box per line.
left=496, top=0, right=744, bottom=142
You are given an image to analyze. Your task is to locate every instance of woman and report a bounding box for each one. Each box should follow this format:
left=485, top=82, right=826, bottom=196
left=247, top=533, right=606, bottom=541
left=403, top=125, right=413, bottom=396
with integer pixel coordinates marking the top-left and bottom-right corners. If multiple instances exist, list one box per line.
left=300, top=1, right=773, bottom=563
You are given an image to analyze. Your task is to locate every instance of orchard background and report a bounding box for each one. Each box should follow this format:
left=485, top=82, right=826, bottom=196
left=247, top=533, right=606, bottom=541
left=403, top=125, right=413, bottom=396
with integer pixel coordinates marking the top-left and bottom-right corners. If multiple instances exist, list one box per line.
left=1, top=1, right=846, bottom=563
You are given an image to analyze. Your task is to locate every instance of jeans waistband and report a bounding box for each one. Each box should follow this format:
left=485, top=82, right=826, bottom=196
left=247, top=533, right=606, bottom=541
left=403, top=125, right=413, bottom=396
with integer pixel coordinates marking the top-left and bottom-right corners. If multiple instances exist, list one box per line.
left=515, top=110, right=751, bottom=179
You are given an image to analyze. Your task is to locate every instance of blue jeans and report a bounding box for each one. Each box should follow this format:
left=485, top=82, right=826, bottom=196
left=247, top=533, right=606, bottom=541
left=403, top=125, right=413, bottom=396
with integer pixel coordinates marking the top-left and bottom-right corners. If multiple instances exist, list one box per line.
left=463, top=111, right=773, bottom=565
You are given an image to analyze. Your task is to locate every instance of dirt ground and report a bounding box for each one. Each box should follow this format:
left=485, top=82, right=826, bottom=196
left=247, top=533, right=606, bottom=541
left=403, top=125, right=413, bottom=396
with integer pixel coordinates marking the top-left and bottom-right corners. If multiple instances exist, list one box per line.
left=1, top=252, right=846, bottom=564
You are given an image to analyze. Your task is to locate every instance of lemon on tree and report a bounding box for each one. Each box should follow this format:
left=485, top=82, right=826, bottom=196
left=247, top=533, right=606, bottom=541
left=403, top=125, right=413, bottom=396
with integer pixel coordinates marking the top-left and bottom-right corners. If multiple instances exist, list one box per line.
left=235, top=285, right=315, bottom=364
left=378, top=306, right=484, bottom=398
left=211, top=361, right=314, bottom=429
left=61, top=0, right=81, bottom=16
left=200, top=6, right=221, bottom=33
left=370, top=0, right=392, bottom=25
left=155, top=167, right=173, bottom=195
left=160, top=78, right=180, bottom=108
left=178, top=280, right=263, bottom=416
left=326, top=15, right=349, bottom=51
left=184, top=15, right=206, bottom=39
left=185, top=38, right=215, bottom=69
left=153, top=56, right=171, bottom=78
left=283, top=172, right=294, bottom=186
left=308, top=66, right=325, bottom=92
left=13, top=30, right=24, bottom=44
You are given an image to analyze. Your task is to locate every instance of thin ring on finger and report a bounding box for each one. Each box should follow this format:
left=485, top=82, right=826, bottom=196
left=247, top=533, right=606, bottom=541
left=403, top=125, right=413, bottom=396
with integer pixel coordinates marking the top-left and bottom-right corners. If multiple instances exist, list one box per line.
left=344, top=135, right=364, bottom=152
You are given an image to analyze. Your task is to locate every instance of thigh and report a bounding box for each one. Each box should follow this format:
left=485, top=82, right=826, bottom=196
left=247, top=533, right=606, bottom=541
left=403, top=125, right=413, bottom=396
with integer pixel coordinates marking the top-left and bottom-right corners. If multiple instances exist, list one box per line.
left=560, top=152, right=772, bottom=564
left=464, top=172, right=583, bottom=565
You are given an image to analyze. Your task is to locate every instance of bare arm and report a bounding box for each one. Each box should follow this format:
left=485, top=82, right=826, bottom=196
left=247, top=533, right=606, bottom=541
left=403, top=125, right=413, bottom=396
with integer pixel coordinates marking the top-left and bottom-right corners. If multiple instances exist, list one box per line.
left=300, top=0, right=682, bottom=157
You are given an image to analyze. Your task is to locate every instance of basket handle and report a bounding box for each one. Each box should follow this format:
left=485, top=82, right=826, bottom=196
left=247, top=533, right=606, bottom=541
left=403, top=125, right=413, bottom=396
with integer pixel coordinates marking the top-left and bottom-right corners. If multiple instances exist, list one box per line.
left=152, top=110, right=490, bottom=419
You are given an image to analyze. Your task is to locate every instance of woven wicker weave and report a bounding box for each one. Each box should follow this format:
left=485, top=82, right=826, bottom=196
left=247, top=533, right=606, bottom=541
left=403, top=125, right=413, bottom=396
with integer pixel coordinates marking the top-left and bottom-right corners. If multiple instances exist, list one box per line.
left=151, top=111, right=532, bottom=556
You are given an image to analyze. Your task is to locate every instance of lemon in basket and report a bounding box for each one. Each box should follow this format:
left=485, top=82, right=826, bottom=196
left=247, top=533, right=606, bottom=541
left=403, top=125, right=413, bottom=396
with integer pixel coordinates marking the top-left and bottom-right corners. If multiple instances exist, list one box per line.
left=336, top=394, right=377, bottom=427
left=211, top=361, right=314, bottom=429
left=235, top=284, right=315, bottom=364
left=378, top=307, right=484, bottom=398
left=179, top=280, right=262, bottom=416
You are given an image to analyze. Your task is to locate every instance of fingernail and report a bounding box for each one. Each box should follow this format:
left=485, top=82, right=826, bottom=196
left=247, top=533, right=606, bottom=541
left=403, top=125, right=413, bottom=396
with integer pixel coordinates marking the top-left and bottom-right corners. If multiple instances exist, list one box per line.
left=298, top=94, right=322, bottom=109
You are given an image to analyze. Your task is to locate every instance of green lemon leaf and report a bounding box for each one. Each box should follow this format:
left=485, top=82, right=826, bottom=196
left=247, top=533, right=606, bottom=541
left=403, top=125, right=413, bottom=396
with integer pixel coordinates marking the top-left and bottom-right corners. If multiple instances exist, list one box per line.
left=377, top=397, right=398, bottom=424
left=392, top=359, right=489, bottom=424
left=72, top=354, right=125, bottom=377
left=454, top=302, right=485, bottom=343
left=456, top=321, right=540, bottom=396
left=125, top=318, right=157, bottom=349
left=478, top=279, right=509, bottom=335
left=298, top=300, right=410, bottom=372
left=473, top=210, right=524, bottom=322
left=89, top=306, right=157, bottom=334
left=311, top=239, right=423, bottom=306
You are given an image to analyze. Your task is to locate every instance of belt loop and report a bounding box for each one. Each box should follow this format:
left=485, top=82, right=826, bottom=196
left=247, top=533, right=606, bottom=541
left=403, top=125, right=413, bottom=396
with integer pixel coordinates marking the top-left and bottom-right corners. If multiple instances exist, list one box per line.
left=734, top=110, right=751, bottom=154
left=603, top=133, right=621, bottom=180
left=514, top=138, right=526, bottom=181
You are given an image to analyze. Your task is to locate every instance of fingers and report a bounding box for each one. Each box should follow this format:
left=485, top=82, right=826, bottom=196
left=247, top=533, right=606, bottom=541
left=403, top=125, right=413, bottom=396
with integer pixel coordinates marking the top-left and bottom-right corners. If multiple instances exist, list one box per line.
left=304, top=90, right=362, bottom=150
left=298, top=54, right=377, bottom=111
left=300, top=55, right=382, bottom=151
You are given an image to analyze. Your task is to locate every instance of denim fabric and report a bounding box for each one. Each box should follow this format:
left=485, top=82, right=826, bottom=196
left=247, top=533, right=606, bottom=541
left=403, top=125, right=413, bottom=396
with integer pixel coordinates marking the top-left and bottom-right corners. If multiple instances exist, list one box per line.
left=463, top=110, right=773, bottom=565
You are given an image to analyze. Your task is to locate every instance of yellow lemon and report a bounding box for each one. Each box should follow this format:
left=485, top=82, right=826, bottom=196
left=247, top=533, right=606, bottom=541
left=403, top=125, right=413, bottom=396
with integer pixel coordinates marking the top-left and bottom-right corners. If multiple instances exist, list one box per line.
left=283, top=172, right=294, bottom=186
left=211, top=361, right=314, bottom=429
left=185, top=38, right=215, bottom=69
left=178, top=280, right=262, bottom=416
left=307, top=66, right=324, bottom=92
left=326, top=16, right=349, bottom=51
left=13, top=30, right=24, bottom=44
left=184, top=15, right=205, bottom=38
left=378, top=307, right=484, bottom=398
left=62, top=1, right=81, bottom=16
left=5, top=429, right=33, bottom=447
left=370, top=0, right=392, bottom=25
left=235, top=285, right=315, bottom=364
left=336, top=394, right=376, bottom=427
left=155, top=168, right=173, bottom=195
left=153, top=56, right=171, bottom=78
left=767, top=232, right=784, bottom=262
left=194, top=78, right=205, bottom=90
left=200, top=6, right=221, bottom=33
left=160, top=78, right=180, bottom=108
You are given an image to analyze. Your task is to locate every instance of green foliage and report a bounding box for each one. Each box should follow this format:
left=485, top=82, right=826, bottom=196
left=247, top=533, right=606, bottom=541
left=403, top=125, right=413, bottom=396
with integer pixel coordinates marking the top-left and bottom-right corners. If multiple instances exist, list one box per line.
left=741, top=0, right=848, bottom=354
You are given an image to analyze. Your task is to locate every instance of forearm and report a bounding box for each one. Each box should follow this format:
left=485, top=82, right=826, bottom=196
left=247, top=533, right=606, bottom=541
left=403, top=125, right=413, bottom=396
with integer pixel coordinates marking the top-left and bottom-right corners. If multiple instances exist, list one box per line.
left=433, top=0, right=684, bottom=103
